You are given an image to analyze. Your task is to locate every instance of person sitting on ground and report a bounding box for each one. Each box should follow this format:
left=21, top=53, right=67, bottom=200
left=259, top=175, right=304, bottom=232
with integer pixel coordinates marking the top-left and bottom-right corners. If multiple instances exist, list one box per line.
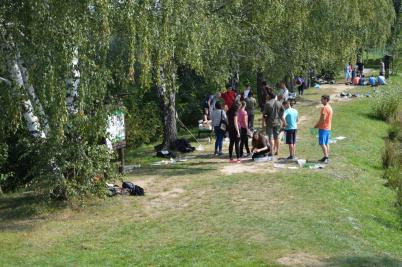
left=368, top=75, right=377, bottom=87
left=227, top=101, right=241, bottom=162
left=378, top=75, right=387, bottom=85
left=221, top=84, right=237, bottom=111
left=238, top=101, right=250, bottom=157
left=251, top=131, right=270, bottom=160
left=282, top=100, right=299, bottom=160
left=352, top=75, right=360, bottom=86
left=359, top=75, right=366, bottom=86
left=263, top=92, right=284, bottom=157
left=210, top=102, right=226, bottom=156
left=245, top=91, right=257, bottom=130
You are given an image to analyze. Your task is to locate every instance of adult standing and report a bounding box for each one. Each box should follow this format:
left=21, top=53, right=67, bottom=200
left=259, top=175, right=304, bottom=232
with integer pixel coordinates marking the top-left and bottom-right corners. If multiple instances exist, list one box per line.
left=356, top=60, right=364, bottom=77
left=243, top=82, right=251, bottom=99
left=380, top=61, right=385, bottom=76
left=210, top=102, right=226, bottom=156
left=238, top=101, right=250, bottom=157
left=278, top=81, right=289, bottom=101
left=245, top=91, right=257, bottom=130
left=227, top=101, right=241, bottom=162
left=314, top=95, right=333, bottom=163
left=295, top=77, right=305, bottom=96
left=202, top=94, right=214, bottom=121
left=345, top=62, right=352, bottom=84
left=221, top=84, right=236, bottom=111
left=263, top=92, right=284, bottom=157
left=282, top=100, right=299, bottom=160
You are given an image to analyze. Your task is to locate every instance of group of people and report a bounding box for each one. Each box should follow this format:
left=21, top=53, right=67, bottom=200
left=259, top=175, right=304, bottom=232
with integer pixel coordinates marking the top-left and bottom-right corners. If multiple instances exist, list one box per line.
left=206, top=82, right=333, bottom=164
left=345, top=61, right=387, bottom=86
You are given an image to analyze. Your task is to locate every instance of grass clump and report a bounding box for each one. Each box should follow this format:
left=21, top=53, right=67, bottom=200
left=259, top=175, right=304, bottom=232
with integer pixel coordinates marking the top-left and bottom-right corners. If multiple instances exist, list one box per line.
left=382, top=117, right=402, bottom=207
left=372, top=86, right=402, bottom=121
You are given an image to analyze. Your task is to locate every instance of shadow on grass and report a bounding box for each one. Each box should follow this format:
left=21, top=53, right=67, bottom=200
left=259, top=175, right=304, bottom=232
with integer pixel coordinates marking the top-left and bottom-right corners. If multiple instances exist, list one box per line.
left=129, top=164, right=213, bottom=178
left=322, top=255, right=402, bottom=267
left=0, top=192, right=65, bottom=232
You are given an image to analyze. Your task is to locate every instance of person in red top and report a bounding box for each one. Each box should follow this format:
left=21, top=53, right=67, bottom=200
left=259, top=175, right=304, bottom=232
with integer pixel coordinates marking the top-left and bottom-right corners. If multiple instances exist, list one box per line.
left=314, top=95, right=333, bottom=163
left=221, top=84, right=237, bottom=111
left=238, top=101, right=250, bottom=157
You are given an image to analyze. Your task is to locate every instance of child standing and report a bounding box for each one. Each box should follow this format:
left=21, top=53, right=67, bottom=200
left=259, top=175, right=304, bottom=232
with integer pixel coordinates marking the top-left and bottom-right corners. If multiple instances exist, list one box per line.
left=282, top=100, right=299, bottom=160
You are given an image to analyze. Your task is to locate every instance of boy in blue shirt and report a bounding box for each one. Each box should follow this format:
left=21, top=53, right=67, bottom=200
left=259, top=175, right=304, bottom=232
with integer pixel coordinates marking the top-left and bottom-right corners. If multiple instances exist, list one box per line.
left=282, top=100, right=299, bottom=160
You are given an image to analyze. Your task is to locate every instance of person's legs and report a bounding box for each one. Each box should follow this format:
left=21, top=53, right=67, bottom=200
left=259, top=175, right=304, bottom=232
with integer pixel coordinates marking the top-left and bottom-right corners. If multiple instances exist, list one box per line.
left=248, top=114, right=254, bottom=129
left=217, top=130, right=224, bottom=154
left=214, top=126, right=220, bottom=153
left=266, top=127, right=274, bottom=156
left=229, top=137, right=234, bottom=160
left=318, top=129, right=330, bottom=162
left=273, top=126, right=280, bottom=155
left=239, top=128, right=246, bottom=156
left=244, top=134, right=250, bottom=154
left=252, top=148, right=269, bottom=159
left=234, top=137, right=240, bottom=160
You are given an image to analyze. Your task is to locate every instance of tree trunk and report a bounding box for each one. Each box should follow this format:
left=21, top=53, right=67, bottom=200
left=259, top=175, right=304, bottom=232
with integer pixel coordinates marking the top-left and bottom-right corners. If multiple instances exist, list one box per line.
left=17, top=55, right=50, bottom=135
left=66, top=48, right=80, bottom=115
left=156, top=66, right=177, bottom=150
left=256, top=69, right=264, bottom=111
left=8, top=57, right=46, bottom=138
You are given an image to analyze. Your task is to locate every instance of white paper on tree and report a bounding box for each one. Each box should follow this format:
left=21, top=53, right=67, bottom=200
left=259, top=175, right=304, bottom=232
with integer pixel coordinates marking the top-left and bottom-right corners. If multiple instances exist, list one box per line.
left=106, top=110, right=125, bottom=149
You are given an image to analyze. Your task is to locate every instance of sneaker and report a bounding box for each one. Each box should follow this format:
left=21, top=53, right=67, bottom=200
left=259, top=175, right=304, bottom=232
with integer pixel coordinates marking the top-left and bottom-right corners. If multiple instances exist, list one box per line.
left=268, top=153, right=273, bottom=157
left=274, top=152, right=278, bottom=156
left=286, top=156, right=295, bottom=160
left=218, top=152, right=224, bottom=156
left=236, top=159, right=241, bottom=163
left=318, top=157, right=328, bottom=163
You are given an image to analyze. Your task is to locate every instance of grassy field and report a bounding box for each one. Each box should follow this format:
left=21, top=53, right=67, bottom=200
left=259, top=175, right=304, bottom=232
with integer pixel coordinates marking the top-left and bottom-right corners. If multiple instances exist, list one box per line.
left=1, top=77, right=402, bottom=266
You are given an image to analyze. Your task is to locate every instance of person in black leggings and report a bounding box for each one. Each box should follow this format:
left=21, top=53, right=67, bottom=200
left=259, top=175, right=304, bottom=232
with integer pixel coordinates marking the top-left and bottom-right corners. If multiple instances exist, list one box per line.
left=227, top=101, right=241, bottom=162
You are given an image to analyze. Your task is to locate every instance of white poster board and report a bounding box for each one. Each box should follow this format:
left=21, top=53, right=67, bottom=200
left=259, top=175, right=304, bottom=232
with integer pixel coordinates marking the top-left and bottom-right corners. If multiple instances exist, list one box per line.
left=106, top=110, right=126, bottom=149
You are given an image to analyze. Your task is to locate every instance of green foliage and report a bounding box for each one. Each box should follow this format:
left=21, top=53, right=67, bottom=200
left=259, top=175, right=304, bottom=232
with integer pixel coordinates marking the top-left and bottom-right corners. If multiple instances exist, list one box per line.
left=371, top=86, right=402, bottom=121
left=125, top=98, right=162, bottom=147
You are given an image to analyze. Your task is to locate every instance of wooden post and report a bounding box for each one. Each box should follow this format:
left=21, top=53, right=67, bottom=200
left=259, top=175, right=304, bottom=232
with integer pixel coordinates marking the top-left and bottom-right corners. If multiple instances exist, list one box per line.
left=118, top=147, right=125, bottom=174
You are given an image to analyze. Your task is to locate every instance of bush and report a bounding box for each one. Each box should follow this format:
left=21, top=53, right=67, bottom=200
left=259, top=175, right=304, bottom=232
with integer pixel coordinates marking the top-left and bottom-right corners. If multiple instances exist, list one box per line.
left=372, top=87, right=402, bottom=121
left=382, top=140, right=402, bottom=169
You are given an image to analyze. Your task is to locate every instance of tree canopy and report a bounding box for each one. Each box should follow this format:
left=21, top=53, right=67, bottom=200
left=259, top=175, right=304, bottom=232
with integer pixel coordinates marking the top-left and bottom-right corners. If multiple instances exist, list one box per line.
left=0, top=0, right=397, bottom=200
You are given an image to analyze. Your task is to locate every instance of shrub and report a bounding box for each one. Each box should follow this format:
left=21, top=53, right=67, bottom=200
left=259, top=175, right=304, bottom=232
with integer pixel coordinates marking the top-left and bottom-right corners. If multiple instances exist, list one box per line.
left=372, top=86, right=402, bottom=121
left=382, top=140, right=402, bottom=169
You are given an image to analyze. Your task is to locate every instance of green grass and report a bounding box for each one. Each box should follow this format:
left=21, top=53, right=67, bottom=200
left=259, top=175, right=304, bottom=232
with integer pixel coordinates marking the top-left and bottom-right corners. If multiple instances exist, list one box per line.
left=1, top=79, right=402, bottom=266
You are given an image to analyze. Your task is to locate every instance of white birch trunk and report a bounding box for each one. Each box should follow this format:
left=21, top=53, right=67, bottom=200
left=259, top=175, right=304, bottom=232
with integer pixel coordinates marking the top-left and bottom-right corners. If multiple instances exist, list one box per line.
left=16, top=55, right=50, bottom=135
left=66, top=48, right=80, bottom=114
left=9, top=59, right=46, bottom=138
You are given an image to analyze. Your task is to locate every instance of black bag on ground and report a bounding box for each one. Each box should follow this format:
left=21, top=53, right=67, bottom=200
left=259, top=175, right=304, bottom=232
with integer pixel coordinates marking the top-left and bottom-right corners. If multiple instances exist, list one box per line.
left=174, top=138, right=195, bottom=153
left=122, top=181, right=145, bottom=196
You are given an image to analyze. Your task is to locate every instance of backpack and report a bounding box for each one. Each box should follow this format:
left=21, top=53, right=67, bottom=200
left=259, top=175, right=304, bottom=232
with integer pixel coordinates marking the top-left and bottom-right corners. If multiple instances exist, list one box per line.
left=122, top=181, right=145, bottom=196
left=174, top=138, right=195, bottom=153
